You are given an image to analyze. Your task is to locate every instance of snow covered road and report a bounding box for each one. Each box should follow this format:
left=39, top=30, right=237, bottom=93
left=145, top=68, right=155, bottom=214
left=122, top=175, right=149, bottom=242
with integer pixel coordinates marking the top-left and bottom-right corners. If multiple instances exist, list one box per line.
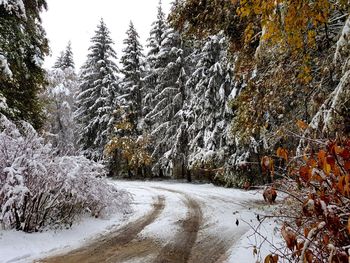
left=1, top=180, right=281, bottom=263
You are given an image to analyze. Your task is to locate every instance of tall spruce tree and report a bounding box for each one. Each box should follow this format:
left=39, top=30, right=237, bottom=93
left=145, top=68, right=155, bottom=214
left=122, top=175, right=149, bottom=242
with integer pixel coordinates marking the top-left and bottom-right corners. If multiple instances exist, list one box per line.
left=142, top=1, right=168, bottom=118
left=75, top=19, right=120, bottom=160
left=105, top=21, right=147, bottom=177
left=0, top=0, right=49, bottom=128
left=120, top=21, right=144, bottom=121
left=185, top=34, right=234, bottom=172
left=145, top=28, right=190, bottom=177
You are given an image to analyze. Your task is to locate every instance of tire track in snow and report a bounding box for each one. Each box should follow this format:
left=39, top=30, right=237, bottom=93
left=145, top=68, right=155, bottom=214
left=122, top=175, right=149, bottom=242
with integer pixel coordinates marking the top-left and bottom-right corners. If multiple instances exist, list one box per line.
left=151, top=187, right=250, bottom=263
left=39, top=195, right=165, bottom=263
left=151, top=187, right=203, bottom=263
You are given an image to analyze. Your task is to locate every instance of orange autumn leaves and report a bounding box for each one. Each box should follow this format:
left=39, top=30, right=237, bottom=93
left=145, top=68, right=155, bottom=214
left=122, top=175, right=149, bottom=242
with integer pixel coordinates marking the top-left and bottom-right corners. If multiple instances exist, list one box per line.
left=262, top=138, right=350, bottom=262
left=298, top=141, right=350, bottom=198
left=261, top=147, right=287, bottom=180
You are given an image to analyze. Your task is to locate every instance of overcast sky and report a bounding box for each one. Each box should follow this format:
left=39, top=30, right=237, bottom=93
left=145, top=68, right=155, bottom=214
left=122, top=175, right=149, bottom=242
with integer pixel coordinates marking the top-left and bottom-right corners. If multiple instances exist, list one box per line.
left=42, top=0, right=172, bottom=69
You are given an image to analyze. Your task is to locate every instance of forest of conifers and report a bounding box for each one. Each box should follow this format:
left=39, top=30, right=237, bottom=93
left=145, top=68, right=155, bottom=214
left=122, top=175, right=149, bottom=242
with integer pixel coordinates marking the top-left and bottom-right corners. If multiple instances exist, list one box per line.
left=1, top=1, right=350, bottom=261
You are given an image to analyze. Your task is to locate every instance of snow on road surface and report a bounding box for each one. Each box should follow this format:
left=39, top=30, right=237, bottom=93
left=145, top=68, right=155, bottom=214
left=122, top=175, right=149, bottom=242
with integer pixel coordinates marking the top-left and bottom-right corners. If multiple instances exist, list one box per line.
left=0, top=180, right=283, bottom=263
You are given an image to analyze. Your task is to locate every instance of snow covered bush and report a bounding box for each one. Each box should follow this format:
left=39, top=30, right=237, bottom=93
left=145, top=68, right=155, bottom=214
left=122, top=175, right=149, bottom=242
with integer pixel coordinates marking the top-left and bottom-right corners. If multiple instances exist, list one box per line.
left=0, top=114, right=131, bottom=232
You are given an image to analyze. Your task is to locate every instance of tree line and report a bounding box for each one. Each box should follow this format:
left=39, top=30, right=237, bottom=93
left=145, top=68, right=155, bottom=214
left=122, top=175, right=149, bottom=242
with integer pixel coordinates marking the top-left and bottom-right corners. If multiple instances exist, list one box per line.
left=46, top=3, right=237, bottom=184
left=2, top=1, right=350, bottom=187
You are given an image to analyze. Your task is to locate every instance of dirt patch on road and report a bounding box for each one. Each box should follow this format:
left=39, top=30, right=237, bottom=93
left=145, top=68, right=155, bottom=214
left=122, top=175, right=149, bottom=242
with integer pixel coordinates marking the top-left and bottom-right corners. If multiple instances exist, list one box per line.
left=39, top=195, right=165, bottom=263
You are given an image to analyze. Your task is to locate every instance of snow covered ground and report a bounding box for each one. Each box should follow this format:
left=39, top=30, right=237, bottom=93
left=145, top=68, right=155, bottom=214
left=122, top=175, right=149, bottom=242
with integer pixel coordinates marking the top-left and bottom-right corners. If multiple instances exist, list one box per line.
left=0, top=180, right=284, bottom=263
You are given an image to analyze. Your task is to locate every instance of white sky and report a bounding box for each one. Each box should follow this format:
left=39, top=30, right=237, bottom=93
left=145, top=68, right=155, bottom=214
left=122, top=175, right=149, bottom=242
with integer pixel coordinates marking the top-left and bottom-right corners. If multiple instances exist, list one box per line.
left=42, top=0, right=172, bottom=69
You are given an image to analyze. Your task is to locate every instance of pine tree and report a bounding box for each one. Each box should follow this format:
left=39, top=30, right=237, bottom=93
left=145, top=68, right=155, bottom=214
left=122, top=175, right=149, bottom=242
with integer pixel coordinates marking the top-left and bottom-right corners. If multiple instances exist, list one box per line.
left=54, top=42, right=74, bottom=70
left=142, top=1, right=168, bottom=118
left=185, top=34, right=234, bottom=172
left=105, top=21, right=148, bottom=177
left=120, top=21, right=144, bottom=120
left=53, top=51, right=65, bottom=69
left=147, top=1, right=167, bottom=64
left=75, top=19, right=120, bottom=160
left=0, top=0, right=49, bottom=129
left=54, top=41, right=75, bottom=70
left=145, top=28, right=191, bottom=177
left=62, top=41, right=74, bottom=69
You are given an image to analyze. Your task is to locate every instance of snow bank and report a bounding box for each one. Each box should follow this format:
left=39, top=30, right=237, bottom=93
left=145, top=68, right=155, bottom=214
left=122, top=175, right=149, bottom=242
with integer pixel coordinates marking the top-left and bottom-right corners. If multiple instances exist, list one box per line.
left=0, top=214, right=127, bottom=263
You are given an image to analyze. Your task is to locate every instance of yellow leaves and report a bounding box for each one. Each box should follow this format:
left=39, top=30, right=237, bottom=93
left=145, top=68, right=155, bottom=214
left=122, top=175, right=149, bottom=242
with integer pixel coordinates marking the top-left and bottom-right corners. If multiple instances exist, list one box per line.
left=315, top=13, right=326, bottom=23
left=323, top=162, right=331, bottom=176
left=105, top=134, right=152, bottom=170
left=317, top=150, right=333, bottom=176
left=297, top=65, right=313, bottom=84
left=307, top=30, right=316, bottom=47
left=264, top=254, right=278, bottom=263
left=237, top=6, right=251, bottom=17
left=244, top=23, right=255, bottom=44
left=238, top=0, right=333, bottom=54
left=115, top=120, right=133, bottom=131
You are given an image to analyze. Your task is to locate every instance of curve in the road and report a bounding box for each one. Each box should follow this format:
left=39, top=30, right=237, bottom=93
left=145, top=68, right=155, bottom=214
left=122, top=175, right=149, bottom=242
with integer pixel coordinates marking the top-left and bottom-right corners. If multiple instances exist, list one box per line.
left=150, top=186, right=249, bottom=263
left=39, top=195, right=165, bottom=263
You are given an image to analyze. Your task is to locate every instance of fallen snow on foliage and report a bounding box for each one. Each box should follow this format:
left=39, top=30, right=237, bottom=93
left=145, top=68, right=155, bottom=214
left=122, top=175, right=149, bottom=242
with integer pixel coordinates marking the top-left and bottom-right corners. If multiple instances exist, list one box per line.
left=0, top=54, right=12, bottom=78
left=0, top=0, right=25, bottom=18
left=334, top=15, right=350, bottom=64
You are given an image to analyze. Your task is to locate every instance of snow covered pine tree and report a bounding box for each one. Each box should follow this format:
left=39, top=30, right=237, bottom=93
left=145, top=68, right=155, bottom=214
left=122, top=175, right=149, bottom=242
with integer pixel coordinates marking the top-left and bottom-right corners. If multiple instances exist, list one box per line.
left=53, top=41, right=75, bottom=70
left=105, top=21, right=150, bottom=177
left=185, top=34, right=235, bottom=182
left=142, top=1, right=168, bottom=120
left=145, top=26, right=191, bottom=178
left=75, top=19, right=120, bottom=161
left=0, top=0, right=49, bottom=128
